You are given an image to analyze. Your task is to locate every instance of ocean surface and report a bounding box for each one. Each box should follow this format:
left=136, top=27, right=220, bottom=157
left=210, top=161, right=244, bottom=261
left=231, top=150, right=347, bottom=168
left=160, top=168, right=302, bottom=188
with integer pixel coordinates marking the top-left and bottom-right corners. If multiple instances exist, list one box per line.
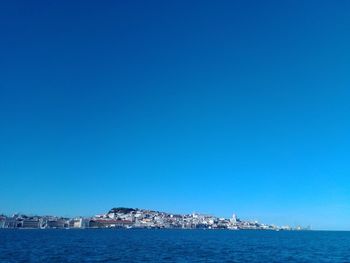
left=1, top=229, right=350, bottom=262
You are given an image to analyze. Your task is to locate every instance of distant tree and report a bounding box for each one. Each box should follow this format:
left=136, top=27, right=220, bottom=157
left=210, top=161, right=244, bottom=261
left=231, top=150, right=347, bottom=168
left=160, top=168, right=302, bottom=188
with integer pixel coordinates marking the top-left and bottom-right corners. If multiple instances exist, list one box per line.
left=108, top=207, right=136, bottom=214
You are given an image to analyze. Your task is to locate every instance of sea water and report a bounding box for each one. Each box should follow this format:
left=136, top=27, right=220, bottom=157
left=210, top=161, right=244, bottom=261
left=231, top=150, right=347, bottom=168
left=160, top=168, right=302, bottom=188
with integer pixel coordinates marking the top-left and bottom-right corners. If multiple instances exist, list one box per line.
left=1, top=229, right=349, bottom=262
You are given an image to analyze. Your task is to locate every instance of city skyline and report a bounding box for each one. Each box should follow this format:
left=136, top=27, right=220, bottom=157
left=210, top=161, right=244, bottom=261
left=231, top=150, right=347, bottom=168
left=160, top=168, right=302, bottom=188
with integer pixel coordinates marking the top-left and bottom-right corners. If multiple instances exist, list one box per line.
left=1, top=1, right=350, bottom=230
left=0, top=206, right=308, bottom=231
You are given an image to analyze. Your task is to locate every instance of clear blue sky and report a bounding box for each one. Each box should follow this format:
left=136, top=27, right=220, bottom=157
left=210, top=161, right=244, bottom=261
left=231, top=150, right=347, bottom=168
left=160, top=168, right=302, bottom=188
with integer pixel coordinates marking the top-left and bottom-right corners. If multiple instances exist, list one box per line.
left=1, top=0, right=350, bottom=230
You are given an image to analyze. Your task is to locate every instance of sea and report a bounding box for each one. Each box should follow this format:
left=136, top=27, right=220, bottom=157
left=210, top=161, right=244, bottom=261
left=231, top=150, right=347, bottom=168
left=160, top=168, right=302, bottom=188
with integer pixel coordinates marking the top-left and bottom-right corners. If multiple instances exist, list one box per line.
left=0, top=229, right=349, bottom=262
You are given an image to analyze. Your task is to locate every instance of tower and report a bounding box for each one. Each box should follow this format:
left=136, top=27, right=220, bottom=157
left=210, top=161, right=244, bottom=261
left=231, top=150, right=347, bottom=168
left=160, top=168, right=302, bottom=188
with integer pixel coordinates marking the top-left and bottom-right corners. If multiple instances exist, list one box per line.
left=231, top=214, right=237, bottom=224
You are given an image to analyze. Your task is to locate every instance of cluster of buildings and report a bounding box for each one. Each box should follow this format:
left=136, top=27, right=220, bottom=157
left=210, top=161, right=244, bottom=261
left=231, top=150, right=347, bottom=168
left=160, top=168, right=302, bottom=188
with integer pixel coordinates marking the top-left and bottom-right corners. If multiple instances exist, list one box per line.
left=0, top=208, right=307, bottom=231
left=0, top=214, right=89, bottom=229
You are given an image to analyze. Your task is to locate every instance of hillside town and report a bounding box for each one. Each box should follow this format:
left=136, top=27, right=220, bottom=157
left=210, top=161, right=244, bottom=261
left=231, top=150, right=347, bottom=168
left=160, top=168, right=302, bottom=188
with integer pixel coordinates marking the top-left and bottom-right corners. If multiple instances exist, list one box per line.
left=0, top=207, right=307, bottom=231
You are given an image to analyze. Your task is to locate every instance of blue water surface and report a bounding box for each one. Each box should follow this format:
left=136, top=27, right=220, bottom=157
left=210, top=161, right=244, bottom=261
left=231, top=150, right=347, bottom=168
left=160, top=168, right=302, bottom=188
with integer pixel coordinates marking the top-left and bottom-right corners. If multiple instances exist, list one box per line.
left=1, top=229, right=350, bottom=262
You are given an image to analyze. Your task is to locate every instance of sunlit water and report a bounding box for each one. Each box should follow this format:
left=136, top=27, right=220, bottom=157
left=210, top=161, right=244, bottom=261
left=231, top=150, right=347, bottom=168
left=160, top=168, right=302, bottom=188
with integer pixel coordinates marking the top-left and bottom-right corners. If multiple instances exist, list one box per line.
left=1, top=229, right=350, bottom=262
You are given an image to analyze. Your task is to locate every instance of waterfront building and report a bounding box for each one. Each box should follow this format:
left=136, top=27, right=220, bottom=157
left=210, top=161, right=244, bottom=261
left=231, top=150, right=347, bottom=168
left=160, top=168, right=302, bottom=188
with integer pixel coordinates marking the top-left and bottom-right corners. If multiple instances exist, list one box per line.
left=47, top=219, right=69, bottom=228
left=4, top=217, right=18, bottom=228
left=22, top=219, right=40, bottom=228
left=89, top=219, right=132, bottom=228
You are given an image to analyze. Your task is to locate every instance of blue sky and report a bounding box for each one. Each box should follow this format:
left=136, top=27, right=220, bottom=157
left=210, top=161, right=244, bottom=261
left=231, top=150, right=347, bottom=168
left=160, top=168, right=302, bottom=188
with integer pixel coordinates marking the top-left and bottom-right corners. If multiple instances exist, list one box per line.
left=1, top=0, right=350, bottom=230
